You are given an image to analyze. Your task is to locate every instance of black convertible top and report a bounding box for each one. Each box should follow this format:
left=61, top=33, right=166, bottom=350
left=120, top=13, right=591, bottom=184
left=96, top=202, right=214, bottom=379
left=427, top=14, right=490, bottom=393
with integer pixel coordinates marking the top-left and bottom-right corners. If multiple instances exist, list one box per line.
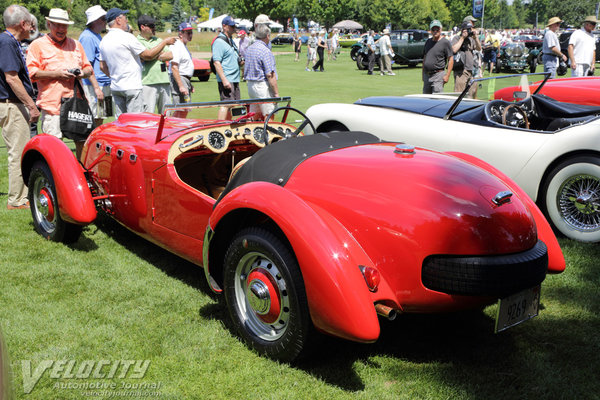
left=215, top=131, right=381, bottom=205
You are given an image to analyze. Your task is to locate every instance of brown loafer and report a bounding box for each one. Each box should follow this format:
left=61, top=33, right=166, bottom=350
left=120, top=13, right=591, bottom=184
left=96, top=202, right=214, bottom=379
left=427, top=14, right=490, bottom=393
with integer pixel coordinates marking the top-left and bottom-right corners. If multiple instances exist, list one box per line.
left=7, top=201, right=29, bottom=210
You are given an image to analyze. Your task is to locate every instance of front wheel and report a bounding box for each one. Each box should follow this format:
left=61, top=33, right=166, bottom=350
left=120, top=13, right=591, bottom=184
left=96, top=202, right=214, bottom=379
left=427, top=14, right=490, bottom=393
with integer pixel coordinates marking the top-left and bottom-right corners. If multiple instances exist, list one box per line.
left=541, top=156, right=600, bottom=242
left=350, top=47, right=359, bottom=61
left=356, top=54, right=366, bottom=70
left=28, top=161, right=82, bottom=243
left=223, top=227, right=311, bottom=362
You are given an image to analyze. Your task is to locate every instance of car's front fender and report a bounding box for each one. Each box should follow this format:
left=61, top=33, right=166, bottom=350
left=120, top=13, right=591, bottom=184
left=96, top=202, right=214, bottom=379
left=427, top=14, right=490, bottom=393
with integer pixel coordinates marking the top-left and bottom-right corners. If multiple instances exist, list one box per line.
left=22, top=134, right=96, bottom=224
left=208, top=182, right=390, bottom=343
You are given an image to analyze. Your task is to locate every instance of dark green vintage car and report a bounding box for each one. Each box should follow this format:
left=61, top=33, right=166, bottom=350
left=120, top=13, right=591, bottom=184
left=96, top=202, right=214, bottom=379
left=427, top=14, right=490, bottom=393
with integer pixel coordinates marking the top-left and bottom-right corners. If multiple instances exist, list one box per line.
left=354, top=29, right=429, bottom=70
left=495, top=42, right=531, bottom=73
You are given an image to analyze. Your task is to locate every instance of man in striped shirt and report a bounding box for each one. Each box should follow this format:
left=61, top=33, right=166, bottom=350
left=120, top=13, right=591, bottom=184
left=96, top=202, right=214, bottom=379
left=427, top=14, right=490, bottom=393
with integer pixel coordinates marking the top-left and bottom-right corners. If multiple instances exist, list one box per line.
left=243, top=22, right=279, bottom=118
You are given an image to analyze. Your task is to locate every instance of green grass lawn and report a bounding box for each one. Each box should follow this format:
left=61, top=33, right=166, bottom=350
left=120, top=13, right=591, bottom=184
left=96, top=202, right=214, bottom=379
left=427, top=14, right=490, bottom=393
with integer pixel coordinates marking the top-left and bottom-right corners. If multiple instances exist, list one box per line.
left=1, top=50, right=599, bottom=399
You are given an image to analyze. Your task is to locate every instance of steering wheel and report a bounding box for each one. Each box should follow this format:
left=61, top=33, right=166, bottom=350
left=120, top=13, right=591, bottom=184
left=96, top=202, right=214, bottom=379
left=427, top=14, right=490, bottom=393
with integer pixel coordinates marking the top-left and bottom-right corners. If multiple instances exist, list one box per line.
left=502, top=103, right=530, bottom=129
left=262, top=106, right=316, bottom=146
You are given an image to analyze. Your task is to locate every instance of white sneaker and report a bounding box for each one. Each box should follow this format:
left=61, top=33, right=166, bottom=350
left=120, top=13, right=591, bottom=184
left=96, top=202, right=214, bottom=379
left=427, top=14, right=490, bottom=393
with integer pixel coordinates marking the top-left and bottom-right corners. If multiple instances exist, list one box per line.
left=380, top=72, right=384, bottom=76
left=387, top=72, right=396, bottom=76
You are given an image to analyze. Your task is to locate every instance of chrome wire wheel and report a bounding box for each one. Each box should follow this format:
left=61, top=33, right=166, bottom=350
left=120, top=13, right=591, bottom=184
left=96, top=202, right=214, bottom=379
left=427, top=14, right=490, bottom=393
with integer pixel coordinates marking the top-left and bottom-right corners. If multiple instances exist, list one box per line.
left=233, top=251, right=290, bottom=341
left=544, top=157, right=600, bottom=242
left=31, top=174, right=57, bottom=235
left=557, top=174, right=600, bottom=232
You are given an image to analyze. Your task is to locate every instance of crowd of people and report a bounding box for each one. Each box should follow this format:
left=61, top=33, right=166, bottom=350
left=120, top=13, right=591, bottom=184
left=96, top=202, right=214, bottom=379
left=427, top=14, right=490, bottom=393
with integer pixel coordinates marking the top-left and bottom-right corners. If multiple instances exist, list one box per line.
left=1, top=4, right=598, bottom=211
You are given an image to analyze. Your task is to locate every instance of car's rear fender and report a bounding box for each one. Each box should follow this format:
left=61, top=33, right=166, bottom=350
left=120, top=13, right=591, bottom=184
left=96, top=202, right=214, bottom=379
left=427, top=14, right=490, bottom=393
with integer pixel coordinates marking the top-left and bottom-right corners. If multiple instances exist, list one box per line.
left=207, top=181, right=398, bottom=343
left=21, top=134, right=96, bottom=224
left=447, top=151, right=565, bottom=273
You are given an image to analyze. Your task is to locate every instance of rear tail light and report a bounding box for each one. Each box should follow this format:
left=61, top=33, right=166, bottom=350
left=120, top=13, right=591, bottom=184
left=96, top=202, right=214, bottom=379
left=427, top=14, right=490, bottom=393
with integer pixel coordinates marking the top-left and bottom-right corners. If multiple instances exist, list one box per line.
left=359, top=265, right=380, bottom=292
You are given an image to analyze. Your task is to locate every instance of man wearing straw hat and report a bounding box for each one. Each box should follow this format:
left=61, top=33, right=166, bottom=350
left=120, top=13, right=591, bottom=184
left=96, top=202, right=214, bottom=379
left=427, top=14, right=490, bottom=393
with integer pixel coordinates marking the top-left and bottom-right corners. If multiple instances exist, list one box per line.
left=542, top=17, right=568, bottom=78
left=568, top=16, right=597, bottom=77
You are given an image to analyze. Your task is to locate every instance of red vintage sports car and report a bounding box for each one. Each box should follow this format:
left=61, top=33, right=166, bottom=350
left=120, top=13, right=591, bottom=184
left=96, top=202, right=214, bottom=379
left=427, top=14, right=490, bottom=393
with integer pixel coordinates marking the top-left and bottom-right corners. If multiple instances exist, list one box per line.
left=21, top=98, right=565, bottom=361
left=192, top=58, right=211, bottom=82
left=495, top=76, right=600, bottom=106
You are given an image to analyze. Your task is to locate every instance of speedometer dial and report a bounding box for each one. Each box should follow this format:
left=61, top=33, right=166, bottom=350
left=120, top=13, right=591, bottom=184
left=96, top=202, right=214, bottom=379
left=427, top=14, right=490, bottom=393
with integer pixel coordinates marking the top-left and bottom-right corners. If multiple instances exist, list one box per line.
left=253, top=127, right=265, bottom=144
left=208, top=131, right=226, bottom=150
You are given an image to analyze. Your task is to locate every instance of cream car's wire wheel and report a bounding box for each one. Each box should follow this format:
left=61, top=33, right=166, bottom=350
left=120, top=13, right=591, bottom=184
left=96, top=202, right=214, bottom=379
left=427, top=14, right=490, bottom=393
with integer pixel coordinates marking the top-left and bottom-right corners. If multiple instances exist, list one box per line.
left=557, top=174, right=600, bottom=232
left=234, top=251, right=290, bottom=341
left=543, top=156, right=600, bottom=242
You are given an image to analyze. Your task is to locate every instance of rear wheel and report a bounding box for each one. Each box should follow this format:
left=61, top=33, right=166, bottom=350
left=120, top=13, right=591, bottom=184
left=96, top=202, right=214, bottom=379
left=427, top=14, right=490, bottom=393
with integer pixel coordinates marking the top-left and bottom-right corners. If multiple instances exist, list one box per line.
left=28, top=161, right=82, bottom=243
left=541, top=156, right=600, bottom=242
left=223, top=227, right=311, bottom=362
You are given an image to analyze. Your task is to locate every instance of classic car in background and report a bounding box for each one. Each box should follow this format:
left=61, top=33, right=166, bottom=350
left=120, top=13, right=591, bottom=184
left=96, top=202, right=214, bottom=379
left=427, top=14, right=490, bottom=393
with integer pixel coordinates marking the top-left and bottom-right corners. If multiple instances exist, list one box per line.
left=512, top=34, right=543, bottom=73
left=338, top=34, right=361, bottom=47
left=355, top=29, right=429, bottom=69
left=306, top=72, right=600, bottom=243
left=495, top=42, right=531, bottom=73
left=22, top=97, right=564, bottom=362
left=270, top=33, right=294, bottom=45
left=495, top=76, right=600, bottom=106
left=192, top=58, right=211, bottom=81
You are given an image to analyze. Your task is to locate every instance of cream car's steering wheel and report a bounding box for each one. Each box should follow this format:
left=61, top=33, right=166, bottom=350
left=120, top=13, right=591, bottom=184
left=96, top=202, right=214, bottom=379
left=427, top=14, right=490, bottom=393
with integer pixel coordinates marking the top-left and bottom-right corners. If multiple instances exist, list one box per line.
left=502, top=104, right=530, bottom=129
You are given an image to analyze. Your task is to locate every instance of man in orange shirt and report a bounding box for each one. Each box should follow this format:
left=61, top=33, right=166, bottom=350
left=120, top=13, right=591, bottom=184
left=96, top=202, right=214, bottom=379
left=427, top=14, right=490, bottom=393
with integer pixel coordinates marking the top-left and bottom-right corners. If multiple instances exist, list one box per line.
left=26, top=8, right=92, bottom=159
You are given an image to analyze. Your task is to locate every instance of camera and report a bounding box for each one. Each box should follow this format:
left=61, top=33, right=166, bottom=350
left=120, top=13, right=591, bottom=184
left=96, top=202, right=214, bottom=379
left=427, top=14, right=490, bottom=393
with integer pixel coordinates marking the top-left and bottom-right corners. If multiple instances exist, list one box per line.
left=160, top=62, right=167, bottom=72
left=467, top=28, right=473, bottom=36
left=67, top=68, right=81, bottom=76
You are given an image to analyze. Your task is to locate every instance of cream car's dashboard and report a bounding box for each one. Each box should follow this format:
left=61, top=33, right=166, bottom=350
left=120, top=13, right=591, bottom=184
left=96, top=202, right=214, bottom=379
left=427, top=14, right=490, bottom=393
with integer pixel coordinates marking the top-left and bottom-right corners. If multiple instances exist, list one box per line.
left=168, top=122, right=297, bottom=163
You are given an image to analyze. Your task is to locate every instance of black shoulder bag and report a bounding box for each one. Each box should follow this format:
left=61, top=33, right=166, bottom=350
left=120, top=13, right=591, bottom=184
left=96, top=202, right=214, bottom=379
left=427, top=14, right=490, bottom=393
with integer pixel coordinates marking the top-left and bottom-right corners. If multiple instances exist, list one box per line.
left=60, top=79, right=94, bottom=142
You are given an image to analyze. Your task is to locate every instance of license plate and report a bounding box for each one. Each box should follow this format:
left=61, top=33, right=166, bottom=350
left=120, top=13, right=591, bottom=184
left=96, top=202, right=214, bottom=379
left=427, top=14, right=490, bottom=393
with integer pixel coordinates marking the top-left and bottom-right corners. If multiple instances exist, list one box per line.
left=495, top=285, right=540, bottom=333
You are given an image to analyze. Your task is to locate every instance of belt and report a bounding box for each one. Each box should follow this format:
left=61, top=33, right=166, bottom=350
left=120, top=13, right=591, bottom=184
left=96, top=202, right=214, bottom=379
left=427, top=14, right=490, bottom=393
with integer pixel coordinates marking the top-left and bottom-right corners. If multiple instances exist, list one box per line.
left=1, top=98, right=21, bottom=103
left=428, top=69, right=444, bottom=75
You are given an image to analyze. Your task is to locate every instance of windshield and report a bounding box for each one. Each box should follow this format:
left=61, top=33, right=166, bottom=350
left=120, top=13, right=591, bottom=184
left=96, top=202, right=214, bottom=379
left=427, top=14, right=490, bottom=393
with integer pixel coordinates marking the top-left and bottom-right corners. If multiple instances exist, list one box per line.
left=445, top=72, right=550, bottom=118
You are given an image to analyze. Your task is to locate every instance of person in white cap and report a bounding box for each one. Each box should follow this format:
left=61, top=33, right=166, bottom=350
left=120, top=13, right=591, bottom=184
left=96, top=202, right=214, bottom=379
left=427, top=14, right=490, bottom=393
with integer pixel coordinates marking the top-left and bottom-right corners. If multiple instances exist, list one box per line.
left=568, top=16, right=597, bottom=77
left=79, top=5, right=110, bottom=126
left=542, top=17, right=568, bottom=78
left=26, top=8, right=93, bottom=159
left=99, top=8, right=176, bottom=117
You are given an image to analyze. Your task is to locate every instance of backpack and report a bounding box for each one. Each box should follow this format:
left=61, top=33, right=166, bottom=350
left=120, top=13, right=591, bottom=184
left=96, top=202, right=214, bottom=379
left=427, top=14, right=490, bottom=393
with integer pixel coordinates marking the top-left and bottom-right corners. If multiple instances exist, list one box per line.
left=453, top=51, right=465, bottom=71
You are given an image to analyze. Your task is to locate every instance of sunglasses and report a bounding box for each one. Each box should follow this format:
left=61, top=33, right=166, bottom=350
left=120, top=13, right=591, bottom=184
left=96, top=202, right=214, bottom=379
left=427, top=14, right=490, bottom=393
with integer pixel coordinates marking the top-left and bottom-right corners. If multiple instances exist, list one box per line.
left=145, top=24, right=155, bottom=29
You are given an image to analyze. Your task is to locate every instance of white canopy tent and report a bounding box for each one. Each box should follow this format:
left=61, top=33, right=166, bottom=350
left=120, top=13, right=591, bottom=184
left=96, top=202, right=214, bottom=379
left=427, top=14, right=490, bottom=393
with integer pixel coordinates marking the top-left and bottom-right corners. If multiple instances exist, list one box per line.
left=197, top=14, right=227, bottom=30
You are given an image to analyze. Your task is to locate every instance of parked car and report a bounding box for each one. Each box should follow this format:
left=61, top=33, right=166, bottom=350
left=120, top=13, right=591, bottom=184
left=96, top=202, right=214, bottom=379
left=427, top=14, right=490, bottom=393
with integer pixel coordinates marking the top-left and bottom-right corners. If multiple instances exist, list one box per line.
left=22, top=97, right=564, bottom=361
left=355, top=30, right=429, bottom=69
left=338, top=34, right=361, bottom=48
left=495, top=76, right=600, bottom=106
left=512, top=35, right=543, bottom=73
left=495, top=42, right=530, bottom=73
left=271, top=33, right=294, bottom=45
left=306, top=72, right=600, bottom=242
left=192, top=58, right=211, bottom=81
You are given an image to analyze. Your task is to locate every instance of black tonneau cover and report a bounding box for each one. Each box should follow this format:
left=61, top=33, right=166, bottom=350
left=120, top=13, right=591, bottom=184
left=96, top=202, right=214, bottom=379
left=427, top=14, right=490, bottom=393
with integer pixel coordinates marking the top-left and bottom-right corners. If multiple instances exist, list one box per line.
left=355, top=96, right=484, bottom=118
left=216, top=131, right=381, bottom=205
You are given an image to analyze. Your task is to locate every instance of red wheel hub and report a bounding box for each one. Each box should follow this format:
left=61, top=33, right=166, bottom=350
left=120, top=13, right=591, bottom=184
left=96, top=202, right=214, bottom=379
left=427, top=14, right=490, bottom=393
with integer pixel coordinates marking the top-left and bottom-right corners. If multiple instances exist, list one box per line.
left=39, top=188, right=55, bottom=222
left=246, top=268, right=281, bottom=324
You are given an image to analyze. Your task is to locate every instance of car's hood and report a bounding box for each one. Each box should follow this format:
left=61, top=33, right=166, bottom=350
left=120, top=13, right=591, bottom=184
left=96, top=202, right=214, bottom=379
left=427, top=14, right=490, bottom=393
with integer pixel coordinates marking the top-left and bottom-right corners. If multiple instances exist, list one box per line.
left=355, top=96, right=483, bottom=118
left=286, top=142, right=538, bottom=268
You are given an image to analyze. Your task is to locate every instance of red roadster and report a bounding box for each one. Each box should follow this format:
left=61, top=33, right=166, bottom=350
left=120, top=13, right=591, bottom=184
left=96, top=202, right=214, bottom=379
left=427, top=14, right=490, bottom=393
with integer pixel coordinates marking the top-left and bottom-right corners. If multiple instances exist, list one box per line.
left=21, top=98, right=565, bottom=361
left=495, top=76, right=600, bottom=106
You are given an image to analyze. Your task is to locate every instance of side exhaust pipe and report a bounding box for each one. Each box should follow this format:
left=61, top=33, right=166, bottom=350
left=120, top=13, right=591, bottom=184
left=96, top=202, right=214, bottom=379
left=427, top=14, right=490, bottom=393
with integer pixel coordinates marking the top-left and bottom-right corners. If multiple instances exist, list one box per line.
left=375, top=303, right=397, bottom=321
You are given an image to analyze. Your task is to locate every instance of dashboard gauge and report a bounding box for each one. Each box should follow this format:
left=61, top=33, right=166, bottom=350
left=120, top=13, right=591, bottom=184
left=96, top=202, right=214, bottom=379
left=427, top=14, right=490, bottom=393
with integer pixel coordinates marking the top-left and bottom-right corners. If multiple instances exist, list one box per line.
left=224, top=129, right=233, bottom=138
left=285, top=128, right=293, bottom=136
left=208, top=131, right=226, bottom=150
left=253, top=127, right=265, bottom=144
left=244, top=128, right=252, bottom=136
left=277, top=127, right=284, bottom=135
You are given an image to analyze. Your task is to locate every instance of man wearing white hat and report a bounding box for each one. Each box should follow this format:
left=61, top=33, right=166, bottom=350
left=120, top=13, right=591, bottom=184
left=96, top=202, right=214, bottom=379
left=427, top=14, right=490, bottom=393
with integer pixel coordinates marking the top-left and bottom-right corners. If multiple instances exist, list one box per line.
left=26, top=8, right=93, bottom=158
left=542, top=17, right=567, bottom=78
left=568, top=16, right=597, bottom=77
left=79, top=5, right=110, bottom=126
